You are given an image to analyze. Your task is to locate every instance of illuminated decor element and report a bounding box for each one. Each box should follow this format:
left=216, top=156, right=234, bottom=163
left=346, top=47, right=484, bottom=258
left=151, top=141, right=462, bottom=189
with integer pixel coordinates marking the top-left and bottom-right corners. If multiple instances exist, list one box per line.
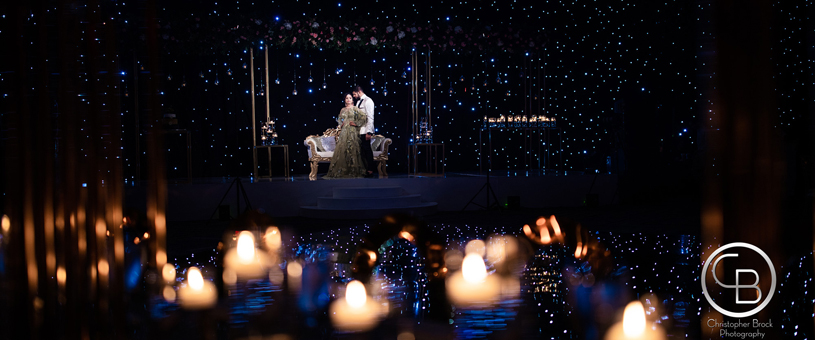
left=446, top=252, right=502, bottom=306
left=223, top=231, right=272, bottom=279
left=260, top=120, right=277, bottom=145
left=329, top=280, right=384, bottom=332
left=417, top=117, right=432, bottom=143
left=160, top=17, right=544, bottom=54
left=604, top=301, right=667, bottom=340
left=178, top=267, right=217, bottom=310
left=483, top=115, right=556, bottom=128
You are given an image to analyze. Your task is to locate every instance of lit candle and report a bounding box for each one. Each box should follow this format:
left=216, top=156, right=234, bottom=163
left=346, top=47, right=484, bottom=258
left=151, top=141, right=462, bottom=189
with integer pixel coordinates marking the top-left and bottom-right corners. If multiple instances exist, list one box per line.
left=446, top=253, right=501, bottom=306
left=263, top=227, right=282, bottom=254
left=224, top=231, right=271, bottom=279
left=329, top=280, right=383, bottom=332
left=178, top=267, right=217, bottom=310
left=604, top=301, right=666, bottom=340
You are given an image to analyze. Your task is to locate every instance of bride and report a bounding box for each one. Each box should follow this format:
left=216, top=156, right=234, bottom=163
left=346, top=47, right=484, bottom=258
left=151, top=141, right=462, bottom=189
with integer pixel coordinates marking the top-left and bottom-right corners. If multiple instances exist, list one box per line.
left=324, top=93, right=369, bottom=179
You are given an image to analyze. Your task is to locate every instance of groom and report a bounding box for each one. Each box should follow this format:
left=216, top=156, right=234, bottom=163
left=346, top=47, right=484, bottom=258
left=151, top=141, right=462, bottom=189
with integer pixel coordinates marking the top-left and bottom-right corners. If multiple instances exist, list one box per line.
left=353, top=86, right=376, bottom=177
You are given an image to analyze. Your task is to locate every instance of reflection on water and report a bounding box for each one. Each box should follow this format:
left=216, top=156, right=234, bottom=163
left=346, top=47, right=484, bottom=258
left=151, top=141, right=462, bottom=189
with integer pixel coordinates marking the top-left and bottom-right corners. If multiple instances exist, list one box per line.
left=521, top=245, right=570, bottom=339
left=159, top=226, right=801, bottom=339
left=373, top=238, right=428, bottom=319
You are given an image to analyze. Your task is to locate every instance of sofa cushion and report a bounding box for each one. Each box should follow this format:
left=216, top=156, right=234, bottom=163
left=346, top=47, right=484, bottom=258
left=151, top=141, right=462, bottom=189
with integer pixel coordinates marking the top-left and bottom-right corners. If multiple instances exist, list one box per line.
left=321, top=136, right=336, bottom=152
left=307, top=135, right=388, bottom=160
left=371, top=136, right=384, bottom=151
left=312, top=137, right=326, bottom=152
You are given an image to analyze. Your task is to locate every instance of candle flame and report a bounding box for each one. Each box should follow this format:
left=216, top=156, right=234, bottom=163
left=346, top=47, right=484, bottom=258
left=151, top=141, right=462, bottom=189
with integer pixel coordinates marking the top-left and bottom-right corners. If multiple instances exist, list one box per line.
left=56, top=266, right=66, bottom=286
left=98, top=260, right=109, bottom=277
left=462, top=253, right=488, bottom=283
left=346, top=280, right=367, bottom=308
left=550, top=215, right=562, bottom=238
left=398, top=230, right=414, bottom=242
left=1, top=214, right=9, bottom=233
left=264, top=227, right=282, bottom=251
left=522, top=224, right=532, bottom=237
left=163, top=286, right=176, bottom=302
left=237, top=231, right=256, bottom=263
left=623, top=301, right=647, bottom=337
left=287, top=261, right=303, bottom=278
left=157, top=250, right=167, bottom=266
left=162, top=263, right=176, bottom=282
left=188, top=267, right=204, bottom=290
left=540, top=227, right=551, bottom=244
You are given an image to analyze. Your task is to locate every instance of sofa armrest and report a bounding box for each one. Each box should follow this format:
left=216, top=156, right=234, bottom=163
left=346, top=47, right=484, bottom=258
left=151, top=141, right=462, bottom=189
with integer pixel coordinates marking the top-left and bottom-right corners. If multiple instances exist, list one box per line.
left=304, top=135, right=321, bottom=159
left=381, top=138, right=392, bottom=155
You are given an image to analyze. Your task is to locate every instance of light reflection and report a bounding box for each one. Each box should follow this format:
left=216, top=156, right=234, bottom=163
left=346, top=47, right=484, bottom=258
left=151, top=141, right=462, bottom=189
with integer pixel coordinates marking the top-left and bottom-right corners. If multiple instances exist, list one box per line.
left=162, top=263, right=176, bottom=282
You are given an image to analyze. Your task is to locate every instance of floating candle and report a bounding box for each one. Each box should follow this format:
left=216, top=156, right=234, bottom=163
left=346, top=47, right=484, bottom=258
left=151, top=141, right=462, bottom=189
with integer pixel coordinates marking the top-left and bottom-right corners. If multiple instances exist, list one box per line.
left=223, top=231, right=271, bottom=279
left=178, top=267, right=217, bottom=310
left=604, top=301, right=667, bottom=340
left=446, top=253, right=501, bottom=306
left=329, top=280, right=383, bottom=332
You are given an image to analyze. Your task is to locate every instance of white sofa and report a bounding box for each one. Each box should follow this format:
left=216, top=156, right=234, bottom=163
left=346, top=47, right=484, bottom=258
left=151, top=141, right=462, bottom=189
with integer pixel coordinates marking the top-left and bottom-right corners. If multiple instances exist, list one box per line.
left=304, top=134, right=392, bottom=179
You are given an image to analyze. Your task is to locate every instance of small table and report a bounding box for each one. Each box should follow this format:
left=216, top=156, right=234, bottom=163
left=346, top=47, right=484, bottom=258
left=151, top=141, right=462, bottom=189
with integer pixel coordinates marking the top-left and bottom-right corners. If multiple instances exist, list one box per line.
left=409, top=143, right=445, bottom=176
left=253, top=145, right=290, bottom=178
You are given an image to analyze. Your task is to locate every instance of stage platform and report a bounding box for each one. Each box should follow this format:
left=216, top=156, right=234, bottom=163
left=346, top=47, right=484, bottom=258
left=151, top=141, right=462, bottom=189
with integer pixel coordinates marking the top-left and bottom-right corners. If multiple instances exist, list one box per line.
left=124, top=171, right=618, bottom=221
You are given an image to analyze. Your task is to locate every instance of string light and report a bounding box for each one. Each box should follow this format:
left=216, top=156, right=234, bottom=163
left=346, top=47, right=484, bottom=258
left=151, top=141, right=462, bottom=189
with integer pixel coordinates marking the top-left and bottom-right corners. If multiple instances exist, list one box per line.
left=107, top=0, right=779, bottom=177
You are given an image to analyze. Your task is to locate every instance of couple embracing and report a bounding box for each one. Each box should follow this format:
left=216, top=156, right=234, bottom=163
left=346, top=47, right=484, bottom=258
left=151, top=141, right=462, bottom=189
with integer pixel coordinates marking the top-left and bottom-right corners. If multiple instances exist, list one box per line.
left=324, top=86, right=377, bottom=179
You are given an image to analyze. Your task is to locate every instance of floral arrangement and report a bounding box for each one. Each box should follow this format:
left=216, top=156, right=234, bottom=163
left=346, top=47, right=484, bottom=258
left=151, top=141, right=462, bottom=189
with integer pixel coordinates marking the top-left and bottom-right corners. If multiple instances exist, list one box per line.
left=160, top=16, right=546, bottom=54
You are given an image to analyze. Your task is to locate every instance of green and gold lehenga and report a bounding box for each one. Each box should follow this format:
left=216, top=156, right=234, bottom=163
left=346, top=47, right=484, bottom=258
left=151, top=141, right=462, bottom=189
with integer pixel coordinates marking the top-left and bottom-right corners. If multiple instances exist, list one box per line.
left=323, top=107, right=368, bottom=179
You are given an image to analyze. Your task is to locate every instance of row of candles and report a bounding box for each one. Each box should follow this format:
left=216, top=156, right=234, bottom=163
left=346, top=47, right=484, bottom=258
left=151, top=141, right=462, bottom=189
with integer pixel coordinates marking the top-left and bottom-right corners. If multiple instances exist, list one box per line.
left=162, top=220, right=667, bottom=339
left=483, top=114, right=558, bottom=128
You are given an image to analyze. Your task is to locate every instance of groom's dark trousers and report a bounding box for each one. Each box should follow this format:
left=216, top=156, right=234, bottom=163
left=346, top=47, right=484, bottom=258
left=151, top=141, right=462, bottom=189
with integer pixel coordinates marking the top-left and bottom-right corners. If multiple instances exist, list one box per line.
left=359, top=134, right=376, bottom=174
